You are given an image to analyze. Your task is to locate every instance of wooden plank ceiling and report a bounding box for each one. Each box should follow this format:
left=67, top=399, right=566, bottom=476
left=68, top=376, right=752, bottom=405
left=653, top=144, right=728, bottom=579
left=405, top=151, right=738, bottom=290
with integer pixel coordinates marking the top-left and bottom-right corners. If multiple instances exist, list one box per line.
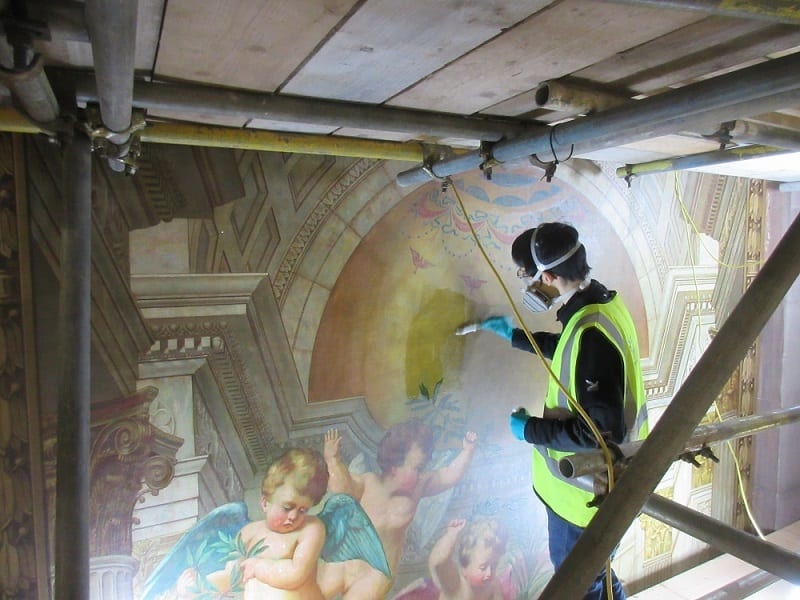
left=13, top=0, right=800, bottom=180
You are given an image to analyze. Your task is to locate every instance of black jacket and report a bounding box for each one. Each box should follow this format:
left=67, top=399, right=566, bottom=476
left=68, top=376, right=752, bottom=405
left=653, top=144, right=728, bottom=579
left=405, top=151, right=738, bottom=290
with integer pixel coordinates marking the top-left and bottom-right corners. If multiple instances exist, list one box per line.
left=510, top=280, right=627, bottom=452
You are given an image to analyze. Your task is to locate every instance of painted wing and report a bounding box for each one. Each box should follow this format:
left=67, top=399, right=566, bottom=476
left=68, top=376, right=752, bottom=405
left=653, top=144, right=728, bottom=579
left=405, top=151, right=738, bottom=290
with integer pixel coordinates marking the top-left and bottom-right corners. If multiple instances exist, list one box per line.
left=318, top=493, right=391, bottom=579
left=141, top=501, right=250, bottom=600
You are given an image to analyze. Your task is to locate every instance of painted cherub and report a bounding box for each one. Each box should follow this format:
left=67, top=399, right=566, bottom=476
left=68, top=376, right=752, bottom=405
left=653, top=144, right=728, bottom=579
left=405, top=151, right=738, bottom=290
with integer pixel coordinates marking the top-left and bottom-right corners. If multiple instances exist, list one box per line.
left=169, top=447, right=328, bottom=599
left=429, top=518, right=509, bottom=600
left=320, top=419, right=478, bottom=599
left=142, top=447, right=389, bottom=600
left=238, top=447, right=329, bottom=598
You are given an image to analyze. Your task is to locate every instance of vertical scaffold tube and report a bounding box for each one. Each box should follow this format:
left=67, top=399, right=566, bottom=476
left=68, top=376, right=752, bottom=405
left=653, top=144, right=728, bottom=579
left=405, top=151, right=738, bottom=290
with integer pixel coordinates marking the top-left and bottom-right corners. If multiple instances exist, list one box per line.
left=54, top=131, right=92, bottom=600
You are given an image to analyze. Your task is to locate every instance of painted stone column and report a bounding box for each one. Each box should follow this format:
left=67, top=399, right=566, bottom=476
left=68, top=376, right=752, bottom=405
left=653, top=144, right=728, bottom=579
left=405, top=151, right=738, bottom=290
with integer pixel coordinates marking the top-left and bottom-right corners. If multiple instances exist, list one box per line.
left=43, top=387, right=183, bottom=600
left=89, top=555, right=139, bottom=600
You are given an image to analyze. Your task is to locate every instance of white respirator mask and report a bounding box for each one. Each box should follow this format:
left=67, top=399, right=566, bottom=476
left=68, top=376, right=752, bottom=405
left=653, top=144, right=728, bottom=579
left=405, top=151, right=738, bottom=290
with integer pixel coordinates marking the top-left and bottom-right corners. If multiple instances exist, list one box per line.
left=522, top=282, right=556, bottom=312
left=521, top=228, right=583, bottom=313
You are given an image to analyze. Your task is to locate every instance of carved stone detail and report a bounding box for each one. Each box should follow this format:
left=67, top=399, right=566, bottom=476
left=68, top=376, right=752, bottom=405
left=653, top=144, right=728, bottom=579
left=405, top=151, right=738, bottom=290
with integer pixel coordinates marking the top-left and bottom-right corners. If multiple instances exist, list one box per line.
left=273, top=157, right=379, bottom=302
left=640, top=515, right=673, bottom=562
left=26, top=136, right=154, bottom=396
left=88, top=389, right=183, bottom=557
left=91, top=172, right=131, bottom=278
left=89, top=555, right=139, bottom=600
left=194, top=395, right=243, bottom=502
left=131, top=533, right=183, bottom=599
left=42, top=388, right=183, bottom=562
left=715, top=366, right=740, bottom=416
left=606, top=161, right=669, bottom=280
left=143, top=320, right=226, bottom=360
left=134, top=146, right=187, bottom=222
left=731, top=180, right=764, bottom=529
left=645, top=283, right=715, bottom=401
left=691, top=456, right=714, bottom=490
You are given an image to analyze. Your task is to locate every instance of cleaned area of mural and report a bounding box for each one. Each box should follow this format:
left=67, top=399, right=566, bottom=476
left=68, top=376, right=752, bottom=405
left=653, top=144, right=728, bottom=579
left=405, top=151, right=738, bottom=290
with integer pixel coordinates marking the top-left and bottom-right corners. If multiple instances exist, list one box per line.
left=310, top=169, right=647, bottom=420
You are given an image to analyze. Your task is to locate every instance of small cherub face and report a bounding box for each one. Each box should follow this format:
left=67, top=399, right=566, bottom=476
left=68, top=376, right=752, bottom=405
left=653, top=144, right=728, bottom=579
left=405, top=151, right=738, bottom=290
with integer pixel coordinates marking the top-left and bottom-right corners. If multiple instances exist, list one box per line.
left=261, top=482, right=315, bottom=533
left=391, top=443, right=427, bottom=493
left=461, top=541, right=500, bottom=588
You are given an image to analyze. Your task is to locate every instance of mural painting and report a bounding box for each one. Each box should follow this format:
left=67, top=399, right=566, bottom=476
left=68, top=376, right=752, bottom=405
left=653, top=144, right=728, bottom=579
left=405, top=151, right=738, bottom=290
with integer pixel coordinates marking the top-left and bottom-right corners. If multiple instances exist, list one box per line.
left=135, top=162, right=655, bottom=599
left=139, top=419, right=535, bottom=600
left=303, top=168, right=648, bottom=598
left=0, top=132, right=771, bottom=599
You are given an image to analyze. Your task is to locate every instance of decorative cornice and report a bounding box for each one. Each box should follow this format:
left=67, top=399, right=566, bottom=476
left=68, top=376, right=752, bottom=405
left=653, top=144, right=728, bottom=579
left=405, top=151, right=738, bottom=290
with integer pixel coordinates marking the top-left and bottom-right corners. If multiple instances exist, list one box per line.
left=642, top=267, right=717, bottom=400
left=134, top=274, right=278, bottom=471
left=142, top=317, right=274, bottom=470
left=132, top=272, right=269, bottom=309
left=134, top=273, right=383, bottom=473
left=606, top=162, right=669, bottom=280
left=132, top=147, right=186, bottom=223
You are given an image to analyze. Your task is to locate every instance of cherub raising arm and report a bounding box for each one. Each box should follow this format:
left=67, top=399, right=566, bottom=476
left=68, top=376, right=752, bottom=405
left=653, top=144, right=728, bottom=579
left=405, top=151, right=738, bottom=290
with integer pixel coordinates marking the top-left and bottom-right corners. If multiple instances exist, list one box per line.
left=324, top=428, right=366, bottom=500
left=429, top=518, right=508, bottom=600
left=321, top=420, right=478, bottom=600
left=420, top=431, right=478, bottom=497
left=429, top=519, right=468, bottom=597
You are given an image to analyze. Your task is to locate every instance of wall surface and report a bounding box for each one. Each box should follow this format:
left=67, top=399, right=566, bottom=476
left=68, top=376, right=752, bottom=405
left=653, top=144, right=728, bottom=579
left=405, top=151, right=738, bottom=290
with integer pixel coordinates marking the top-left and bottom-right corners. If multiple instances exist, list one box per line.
left=3, top=135, right=776, bottom=599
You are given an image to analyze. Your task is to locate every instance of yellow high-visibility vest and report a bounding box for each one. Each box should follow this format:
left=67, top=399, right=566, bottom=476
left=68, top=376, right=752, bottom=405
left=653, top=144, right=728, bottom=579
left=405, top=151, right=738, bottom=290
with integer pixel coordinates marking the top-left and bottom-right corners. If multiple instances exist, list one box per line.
left=532, top=294, right=649, bottom=527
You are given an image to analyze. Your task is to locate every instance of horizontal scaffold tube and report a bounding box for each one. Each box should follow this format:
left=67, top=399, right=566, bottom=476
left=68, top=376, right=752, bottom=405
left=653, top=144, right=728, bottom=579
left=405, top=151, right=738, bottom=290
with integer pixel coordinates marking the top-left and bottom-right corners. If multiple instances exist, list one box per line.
left=616, top=145, right=792, bottom=179
left=0, top=106, right=430, bottom=162
left=560, top=405, right=800, bottom=478
left=397, top=52, right=800, bottom=186
left=141, top=121, right=427, bottom=161
left=75, top=75, right=534, bottom=143
left=642, top=495, right=800, bottom=584
left=569, top=476, right=800, bottom=584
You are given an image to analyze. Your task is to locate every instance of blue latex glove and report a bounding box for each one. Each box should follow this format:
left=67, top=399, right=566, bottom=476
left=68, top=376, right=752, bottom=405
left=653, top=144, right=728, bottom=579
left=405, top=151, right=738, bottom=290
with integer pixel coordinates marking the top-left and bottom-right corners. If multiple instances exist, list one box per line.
left=509, top=407, right=530, bottom=441
left=482, top=316, right=514, bottom=341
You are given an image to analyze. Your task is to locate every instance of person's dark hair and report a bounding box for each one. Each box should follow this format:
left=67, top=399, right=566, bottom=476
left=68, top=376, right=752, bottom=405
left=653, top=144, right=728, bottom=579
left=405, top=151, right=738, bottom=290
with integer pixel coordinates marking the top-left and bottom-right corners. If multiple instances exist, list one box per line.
left=512, top=222, right=591, bottom=282
left=376, top=418, right=434, bottom=474
left=511, top=228, right=536, bottom=277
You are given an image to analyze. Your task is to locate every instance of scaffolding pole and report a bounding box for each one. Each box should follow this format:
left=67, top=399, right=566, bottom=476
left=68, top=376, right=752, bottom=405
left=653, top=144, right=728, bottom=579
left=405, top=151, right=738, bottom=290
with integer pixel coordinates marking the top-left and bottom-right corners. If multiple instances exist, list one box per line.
left=53, top=131, right=92, bottom=600
left=641, top=495, right=800, bottom=584
left=397, top=52, right=800, bottom=186
left=560, top=405, right=800, bottom=478
left=540, top=210, right=800, bottom=598
left=564, top=476, right=800, bottom=583
left=615, top=145, right=793, bottom=180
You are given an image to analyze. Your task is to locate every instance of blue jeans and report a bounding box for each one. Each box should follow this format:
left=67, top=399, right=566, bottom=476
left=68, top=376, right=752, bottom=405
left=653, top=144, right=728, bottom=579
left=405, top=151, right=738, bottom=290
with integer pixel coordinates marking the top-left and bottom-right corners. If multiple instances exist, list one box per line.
left=546, top=505, right=626, bottom=600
